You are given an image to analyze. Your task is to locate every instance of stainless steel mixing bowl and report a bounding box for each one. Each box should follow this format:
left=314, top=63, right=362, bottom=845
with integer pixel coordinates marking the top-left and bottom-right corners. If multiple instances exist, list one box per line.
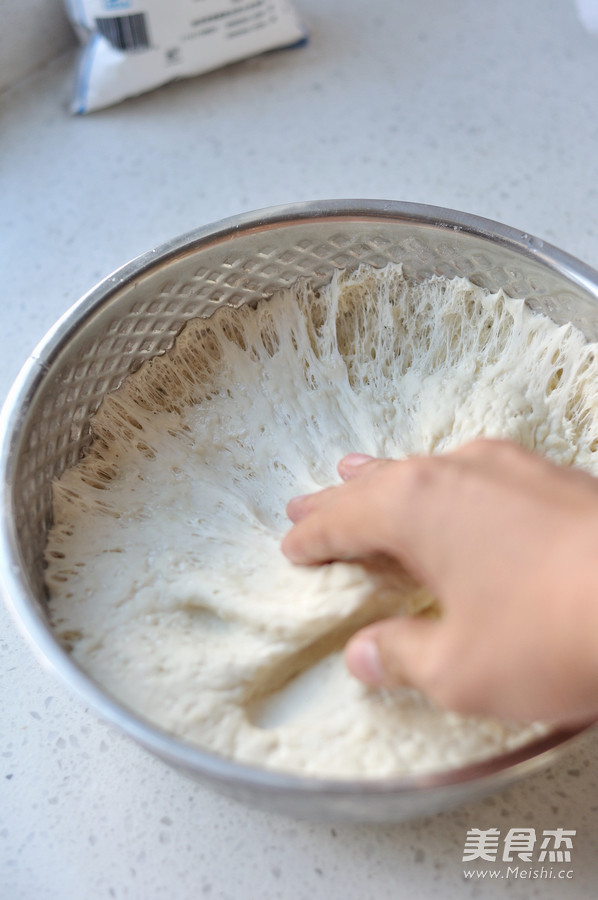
left=2, top=199, right=597, bottom=823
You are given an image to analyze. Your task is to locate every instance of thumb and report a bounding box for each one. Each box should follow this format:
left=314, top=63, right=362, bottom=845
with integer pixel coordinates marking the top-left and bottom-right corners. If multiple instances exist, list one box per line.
left=344, top=616, right=442, bottom=691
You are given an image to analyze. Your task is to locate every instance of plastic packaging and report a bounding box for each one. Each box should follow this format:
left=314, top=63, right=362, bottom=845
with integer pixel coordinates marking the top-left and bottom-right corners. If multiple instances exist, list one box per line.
left=63, top=0, right=307, bottom=114
left=576, top=0, right=598, bottom=33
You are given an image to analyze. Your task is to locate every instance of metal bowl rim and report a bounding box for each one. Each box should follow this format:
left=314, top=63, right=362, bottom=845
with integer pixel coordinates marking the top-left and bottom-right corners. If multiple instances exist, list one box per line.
left=1, top=198, right=596, bottom=799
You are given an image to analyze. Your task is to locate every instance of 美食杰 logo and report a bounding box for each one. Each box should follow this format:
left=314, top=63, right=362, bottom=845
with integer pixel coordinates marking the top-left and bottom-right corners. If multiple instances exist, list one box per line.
left=462, top=827, right=576, bottom=881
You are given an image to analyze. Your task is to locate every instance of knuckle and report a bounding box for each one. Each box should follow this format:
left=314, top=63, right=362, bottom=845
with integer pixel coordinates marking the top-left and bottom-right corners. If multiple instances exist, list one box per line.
left=392, top=456, right=458, bottom=513
left=457, top=437, right=502, bottom=458
left=456, top=436, right=521, bottom=463
left=397, top=457, right=438, bottom=497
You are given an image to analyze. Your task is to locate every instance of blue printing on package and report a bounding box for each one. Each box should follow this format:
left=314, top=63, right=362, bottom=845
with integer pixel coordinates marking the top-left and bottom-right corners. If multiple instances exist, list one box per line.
left=70, top=11, right=309, bottom=114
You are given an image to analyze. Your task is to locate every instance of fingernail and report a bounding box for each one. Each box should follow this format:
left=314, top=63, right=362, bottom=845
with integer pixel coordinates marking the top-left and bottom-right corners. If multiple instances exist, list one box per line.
left=286, top=494, right=310, bottom=522
left=339, top=453, right=374, bottom=481
left=342, top=453, right=374, bottom=467
left=288, top=493, right=309, bottom=506
left=345, top=636, right=385, bottom=685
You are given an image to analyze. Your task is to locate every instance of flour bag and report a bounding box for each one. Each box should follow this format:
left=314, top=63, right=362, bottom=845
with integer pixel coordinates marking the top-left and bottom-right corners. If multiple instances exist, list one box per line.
left=63, top=0, right=306, bottom=113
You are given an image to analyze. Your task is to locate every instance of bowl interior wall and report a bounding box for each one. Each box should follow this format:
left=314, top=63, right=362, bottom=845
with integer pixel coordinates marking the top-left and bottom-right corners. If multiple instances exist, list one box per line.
left=9, top=214, right=598, bottom=611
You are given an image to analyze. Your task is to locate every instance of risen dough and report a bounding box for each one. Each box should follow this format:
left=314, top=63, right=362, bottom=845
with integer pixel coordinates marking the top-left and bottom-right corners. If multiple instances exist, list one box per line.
left=46, top=264, right=598, bottom=777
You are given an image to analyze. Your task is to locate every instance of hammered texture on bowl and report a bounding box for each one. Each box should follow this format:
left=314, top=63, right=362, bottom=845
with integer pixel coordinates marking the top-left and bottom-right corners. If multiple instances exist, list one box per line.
left=3, top=202, right=598, bottom=822
left=10, top=213, right=598, bottom=605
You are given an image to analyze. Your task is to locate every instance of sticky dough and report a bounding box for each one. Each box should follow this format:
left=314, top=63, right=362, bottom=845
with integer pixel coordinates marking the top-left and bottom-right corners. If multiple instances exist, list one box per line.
left=46, top=264, right=598, bottom=777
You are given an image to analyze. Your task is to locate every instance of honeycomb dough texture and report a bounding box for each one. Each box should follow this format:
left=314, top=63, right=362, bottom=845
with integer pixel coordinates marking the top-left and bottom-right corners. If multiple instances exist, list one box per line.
left=46, top=264, right=598, bottom=777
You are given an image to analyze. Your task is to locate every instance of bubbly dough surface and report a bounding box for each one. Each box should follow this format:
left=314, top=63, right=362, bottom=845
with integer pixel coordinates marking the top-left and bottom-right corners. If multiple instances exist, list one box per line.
left=46, top=265, right=598, bottom=777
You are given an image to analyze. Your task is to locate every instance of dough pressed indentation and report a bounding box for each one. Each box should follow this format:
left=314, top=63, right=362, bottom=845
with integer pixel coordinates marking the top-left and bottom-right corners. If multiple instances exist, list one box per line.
left=45, top=264, right=598, bottom=777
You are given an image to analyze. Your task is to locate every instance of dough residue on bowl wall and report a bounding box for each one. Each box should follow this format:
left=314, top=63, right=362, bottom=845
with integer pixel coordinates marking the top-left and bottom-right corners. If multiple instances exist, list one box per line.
left=45, top=263, right=598, bottom=778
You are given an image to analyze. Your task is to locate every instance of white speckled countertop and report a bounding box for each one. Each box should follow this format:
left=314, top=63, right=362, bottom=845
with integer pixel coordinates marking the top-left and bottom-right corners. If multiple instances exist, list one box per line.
left=3, top=1, right=598, bottom=897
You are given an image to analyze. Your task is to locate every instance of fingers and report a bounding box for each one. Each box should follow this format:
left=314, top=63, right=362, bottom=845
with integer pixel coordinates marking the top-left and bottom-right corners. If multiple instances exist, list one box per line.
left=286, top=454, right=382, bottom=524
left=345, top=616, right=443, bottom=693
left=337, top=453, right=375, bottom=480
left=281, top=494, right=382, bottom=564
left=345, top=617, right=500, bottom=718
left=281, top=441, right=598, bottom=724
left=282, top=457, right=398, bottom=565
left=346, top=613, right=598, bottom=723
left=282, top=452, right=449, bottom=581
left=286, top=456, right=378, bottom=524
left=286, top=491, right=326, bottom=524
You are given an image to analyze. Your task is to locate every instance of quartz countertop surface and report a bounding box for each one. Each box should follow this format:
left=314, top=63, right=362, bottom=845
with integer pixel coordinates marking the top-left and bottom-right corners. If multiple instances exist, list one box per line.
left=2, top=1, right=598, bottom=897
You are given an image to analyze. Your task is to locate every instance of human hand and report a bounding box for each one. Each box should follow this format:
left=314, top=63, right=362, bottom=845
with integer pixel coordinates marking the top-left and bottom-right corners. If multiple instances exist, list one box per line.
left=282, top=440, right=598, bottom=726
